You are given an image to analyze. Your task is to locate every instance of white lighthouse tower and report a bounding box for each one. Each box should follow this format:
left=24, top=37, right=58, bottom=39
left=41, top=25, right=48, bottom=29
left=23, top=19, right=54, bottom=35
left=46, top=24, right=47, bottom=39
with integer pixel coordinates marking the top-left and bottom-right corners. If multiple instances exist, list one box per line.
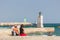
left=37, top=12, right=44, bottom=28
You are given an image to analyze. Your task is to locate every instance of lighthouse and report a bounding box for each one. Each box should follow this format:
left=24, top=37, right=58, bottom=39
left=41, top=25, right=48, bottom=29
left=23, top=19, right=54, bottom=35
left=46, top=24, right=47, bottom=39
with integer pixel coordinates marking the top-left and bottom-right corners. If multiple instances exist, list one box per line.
left=37, top=12, right=43, bottom=28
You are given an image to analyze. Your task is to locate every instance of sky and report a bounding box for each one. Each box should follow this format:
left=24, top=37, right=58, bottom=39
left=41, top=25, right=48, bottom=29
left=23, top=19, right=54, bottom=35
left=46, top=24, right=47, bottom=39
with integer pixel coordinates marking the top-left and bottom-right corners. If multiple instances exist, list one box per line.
left=0, top=0, right=60, bottom=23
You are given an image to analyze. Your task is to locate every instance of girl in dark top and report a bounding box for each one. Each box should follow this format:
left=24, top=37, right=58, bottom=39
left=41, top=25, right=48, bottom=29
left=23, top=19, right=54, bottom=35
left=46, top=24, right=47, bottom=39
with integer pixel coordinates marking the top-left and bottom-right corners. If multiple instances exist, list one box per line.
left=19, top=24, right=27, bottom=36
left=20, top=24, right=24, bottom=34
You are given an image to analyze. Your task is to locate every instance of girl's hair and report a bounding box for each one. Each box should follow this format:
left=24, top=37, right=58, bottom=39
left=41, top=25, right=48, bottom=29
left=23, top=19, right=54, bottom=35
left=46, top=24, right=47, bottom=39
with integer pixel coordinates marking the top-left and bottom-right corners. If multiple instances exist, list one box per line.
left=20, top=24, right=24, bottom=28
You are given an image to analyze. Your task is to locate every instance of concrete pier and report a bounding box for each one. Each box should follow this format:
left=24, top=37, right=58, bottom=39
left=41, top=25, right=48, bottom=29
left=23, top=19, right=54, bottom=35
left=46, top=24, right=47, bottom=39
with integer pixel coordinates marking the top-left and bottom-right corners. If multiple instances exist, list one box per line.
left=24, top=27, right=55, bottom=34
left=0, top=22, right=31, bottom=25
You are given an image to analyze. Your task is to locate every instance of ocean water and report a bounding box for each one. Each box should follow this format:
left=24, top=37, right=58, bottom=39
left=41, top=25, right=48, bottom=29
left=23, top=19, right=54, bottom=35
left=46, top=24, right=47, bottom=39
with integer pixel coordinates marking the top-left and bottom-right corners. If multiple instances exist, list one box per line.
left=44, top=23, right=60, bottom=36
left=0, top=23, right=60, bottom=36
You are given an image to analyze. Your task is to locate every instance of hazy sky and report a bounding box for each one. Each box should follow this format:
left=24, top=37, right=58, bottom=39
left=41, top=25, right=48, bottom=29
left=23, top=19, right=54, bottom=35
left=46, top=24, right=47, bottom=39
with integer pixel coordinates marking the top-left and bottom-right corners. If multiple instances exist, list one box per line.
left=0, top=0, right=60, bottom=23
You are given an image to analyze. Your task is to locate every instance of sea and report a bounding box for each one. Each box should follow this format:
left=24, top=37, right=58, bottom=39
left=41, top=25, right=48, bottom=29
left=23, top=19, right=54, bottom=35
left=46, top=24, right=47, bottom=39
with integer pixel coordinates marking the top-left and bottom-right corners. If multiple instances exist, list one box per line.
left=0, top=23, right=60, bottom=36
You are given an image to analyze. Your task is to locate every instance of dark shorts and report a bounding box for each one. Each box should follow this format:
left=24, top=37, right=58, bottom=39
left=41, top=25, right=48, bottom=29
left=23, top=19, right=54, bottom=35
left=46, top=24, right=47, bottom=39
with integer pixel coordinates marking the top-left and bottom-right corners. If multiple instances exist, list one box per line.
left=12, top=31, right=19, bottom=36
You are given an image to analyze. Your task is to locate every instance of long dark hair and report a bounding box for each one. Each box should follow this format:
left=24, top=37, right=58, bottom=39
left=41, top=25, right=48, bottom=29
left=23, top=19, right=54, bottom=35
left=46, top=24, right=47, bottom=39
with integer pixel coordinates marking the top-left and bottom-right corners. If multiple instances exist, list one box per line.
left=20, top=24, right=24, bottom=34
